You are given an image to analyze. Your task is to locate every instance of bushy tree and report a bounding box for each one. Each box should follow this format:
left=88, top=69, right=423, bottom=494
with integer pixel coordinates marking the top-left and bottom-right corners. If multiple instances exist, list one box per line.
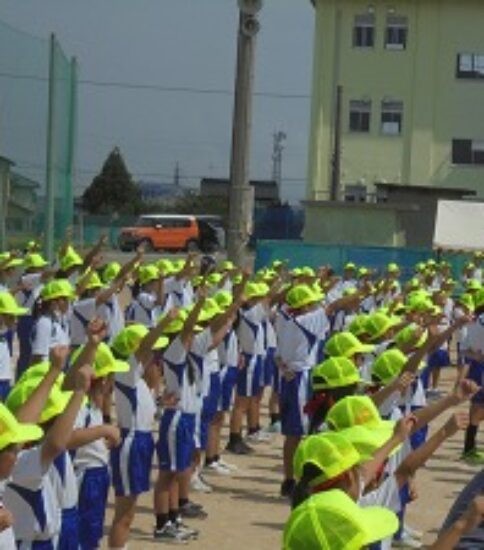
left=82, top=147, right=143, bottom=215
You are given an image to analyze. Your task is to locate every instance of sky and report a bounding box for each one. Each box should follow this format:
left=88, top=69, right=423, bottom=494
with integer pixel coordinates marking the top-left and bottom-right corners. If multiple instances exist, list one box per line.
left=0, top=0, right=315, bottom=203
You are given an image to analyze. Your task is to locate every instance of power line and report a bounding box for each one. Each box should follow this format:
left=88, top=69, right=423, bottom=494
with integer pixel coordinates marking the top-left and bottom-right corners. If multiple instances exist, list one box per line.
left=0, top=71, right=310, bottom=100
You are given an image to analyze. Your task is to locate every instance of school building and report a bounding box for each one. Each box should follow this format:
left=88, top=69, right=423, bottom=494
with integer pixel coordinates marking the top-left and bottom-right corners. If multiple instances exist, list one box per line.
left=305, top=0, right=484, bottom=246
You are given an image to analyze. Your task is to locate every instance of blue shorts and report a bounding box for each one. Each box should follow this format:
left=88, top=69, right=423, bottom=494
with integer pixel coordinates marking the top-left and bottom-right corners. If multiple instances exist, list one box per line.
left=219, top=366, right=238, bottom=412
left=467, top=361, right=484, bottom=405
left=111, top=430, right=154, bottom=497
left=157, top=410, right=196, bottom=472
left=58, top=507, right=79, bottom=550
left=0, top=380, right=11, bottom=401
left=18, top=542, right=55, bottom=550
left=236, top=353, right=263, bottom=397
left=280, top=370, right=311, bottom=437
left=78, top=466, right=110, bottom=549
left=263, top=348, right=276, bottom=387
left=427, top=349, right=450, bottom=369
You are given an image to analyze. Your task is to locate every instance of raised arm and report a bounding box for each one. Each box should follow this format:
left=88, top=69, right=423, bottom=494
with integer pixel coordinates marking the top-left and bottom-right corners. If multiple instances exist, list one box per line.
left=136, top=308, right=179, bottom=365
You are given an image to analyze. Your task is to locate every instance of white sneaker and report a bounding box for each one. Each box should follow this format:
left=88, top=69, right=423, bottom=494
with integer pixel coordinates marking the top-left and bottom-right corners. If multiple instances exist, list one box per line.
left=190, top=471, right=213, bottom=493
left=246, top=430, right=272, bottom=443
left=218, top=458, right=238, bottom=471
left=205, top=461, right=231, bottom=476
left=393, top=532, right=423, bottom=549
left=403, top=525, right=423, bottom=540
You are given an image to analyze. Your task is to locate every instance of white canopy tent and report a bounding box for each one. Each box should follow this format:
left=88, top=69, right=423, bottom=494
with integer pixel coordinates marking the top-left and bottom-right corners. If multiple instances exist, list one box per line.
left=433, top=200, right=484, bottom=251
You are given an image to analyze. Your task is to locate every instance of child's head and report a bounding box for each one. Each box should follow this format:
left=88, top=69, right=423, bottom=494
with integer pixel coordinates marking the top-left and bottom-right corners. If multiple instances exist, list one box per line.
left=0, top=404, right=43, bottom=479
left=23, top=253, right=49, bottom=275
left=0, top=291, right=28, bottom=329
left=40, top=279, right=75, bottom=315
left=324, top=332, right=375, bottom=366
left=137, top=264, right=160, bottom=294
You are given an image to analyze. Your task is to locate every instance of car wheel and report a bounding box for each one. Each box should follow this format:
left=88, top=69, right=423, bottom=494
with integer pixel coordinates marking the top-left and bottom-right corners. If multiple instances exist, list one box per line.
left=186, top=239, right=199, bottom=252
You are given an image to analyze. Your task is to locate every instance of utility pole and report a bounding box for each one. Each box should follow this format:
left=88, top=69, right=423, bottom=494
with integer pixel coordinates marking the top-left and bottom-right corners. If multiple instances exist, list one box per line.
left=227, top=0, right=262, bottom=264
left=330, top=84, right=343, bottom=201
left=272, top=130, right=286, bottom=193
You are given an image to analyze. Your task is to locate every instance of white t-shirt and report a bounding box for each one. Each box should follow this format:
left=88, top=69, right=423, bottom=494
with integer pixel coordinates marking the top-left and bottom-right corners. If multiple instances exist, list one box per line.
left=70, top=298, right=97, bottom=347
left=48, top=451, right=78, bottom=510
left=0, top=481, right=15, bottom=549
left=275, top=307, right=330, bottom=372
left=461, top=314, right=484, bottom=354
left=359, top=476, right=401, bottom=550
left=0, top=336, right=12, bottom=382
left=218, top=329, right=239, bottom=368
left=126, top=292, right=157, bottom=328
left=162, top=336, right=201, bottom=415
left=73, top=403, right=109, bottom=476
left=16, top=273, right=43, bottom=312
left=5, top=446, right=60, bottom=542
left=99, top=294, right=125, bottom=343
left=237, top=303, right=267, bottom=356
left=190, top=329, right=217, bottom=398
left=114, top=355, right=156, bottom=432
left=30, top=315, right=70, bottom=360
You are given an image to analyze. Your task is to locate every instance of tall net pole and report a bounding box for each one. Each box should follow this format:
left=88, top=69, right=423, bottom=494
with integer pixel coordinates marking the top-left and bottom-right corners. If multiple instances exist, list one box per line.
left=44, top=33, right=57, bottom=261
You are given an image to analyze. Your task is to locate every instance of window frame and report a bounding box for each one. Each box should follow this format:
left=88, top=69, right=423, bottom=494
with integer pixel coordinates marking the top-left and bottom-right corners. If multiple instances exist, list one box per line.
left=353, top=13, right=375, bottom=49
left=380, top=100, right=404, bottom=136
left=452, top=139, right=484, bottom=166
left=349, top=99, right=372, bottom=133
left=456, top=53, right=484, bottom=79
left=385, top=15, right=408, bottom=50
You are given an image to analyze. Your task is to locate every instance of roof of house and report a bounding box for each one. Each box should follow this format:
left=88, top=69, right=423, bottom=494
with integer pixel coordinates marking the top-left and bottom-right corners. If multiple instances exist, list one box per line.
left=201, top=178, right=277, bottom=187
left=375, top=182, right=476, bottom=196
left=11, top=172, right=40, bottom=189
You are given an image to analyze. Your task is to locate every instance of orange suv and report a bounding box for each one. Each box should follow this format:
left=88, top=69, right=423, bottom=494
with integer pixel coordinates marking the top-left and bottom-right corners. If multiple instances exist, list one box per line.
left=118, top=214, right=224, bottom=252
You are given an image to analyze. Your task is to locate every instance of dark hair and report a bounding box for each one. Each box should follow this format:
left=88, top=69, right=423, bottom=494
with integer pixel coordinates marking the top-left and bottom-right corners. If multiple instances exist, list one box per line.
left=291, top=463, right=323, bottom=509
left=308, top=384, right=358, bottom=435
left=32, top=297, right=50, bottom=320
left=475, top=305, right=484, bottom=316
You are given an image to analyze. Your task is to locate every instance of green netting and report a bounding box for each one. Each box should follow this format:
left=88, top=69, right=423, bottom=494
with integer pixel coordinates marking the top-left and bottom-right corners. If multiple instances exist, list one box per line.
left=0, top=19, right=76, bottom=257
left=255, top=240, right=473, bottom=282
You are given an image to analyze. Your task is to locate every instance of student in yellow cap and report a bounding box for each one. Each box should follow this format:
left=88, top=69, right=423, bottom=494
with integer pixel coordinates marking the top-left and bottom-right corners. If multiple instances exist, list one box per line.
left=153, top=297, right=209, bottom=543
left=29, top=279, right=75, bottom=366
left=57, top=229, right=107, bottom=284
left=70, top=250, right=142, bottom=348
left=0, top=292, right=28, bottom=400
left=0, top=251, right=24, bottom=294
left=108, top=310, right=178, bottom=549
left=275, top=284, right=360, bottom=497
left=125, top=264, right=167, bottom=328
left=5, top=345, right=93, bottom=549
left=66, top=323, right=128, bottom=550
left=0, top=403, right=44, bottom=547
left=15, top=252, right=54, bottom=376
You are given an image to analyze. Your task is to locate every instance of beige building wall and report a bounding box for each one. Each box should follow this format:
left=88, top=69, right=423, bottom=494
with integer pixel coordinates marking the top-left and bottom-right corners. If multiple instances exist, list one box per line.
left=307, top=0, right=484, bottom=200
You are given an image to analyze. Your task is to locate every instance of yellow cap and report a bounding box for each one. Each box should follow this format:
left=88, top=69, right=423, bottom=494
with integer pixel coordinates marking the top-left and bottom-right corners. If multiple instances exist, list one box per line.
left=324, top=332, right=375, bottom=358
left=83, top=271, right=104, bottom=291
left=213, top=290, right=233, bottom=310
left=156, top=259, right=175, bottom=276
left=293, top=432, right=364, bottom=488
left=283, top=489, right=398, bottom=550
left=371, top=349, right=407, bottom=384
left=7, top=375, right=72, bottom=424
left=364, top=313, right=400, bottom=342
left=111, top=324, right=149, bottom=357
left=102, top=262, right=121, bottom=284
left=311, top=358, right=361, bottom=392
left=326, top=395, right=395, bottom=438
left=286, top=284, right=324, bottom=309
left=71, top=342, right=129, bottom=379
left=0, top=403, right=43, bottom=451
left=60, top=246, right=83, bottom=271
left=138, top=265, right=160, bottom=286
left=24, top=253, right=48, bottom=270
left=347, top=314, right=370, bottom=338
left=0, top=292, right=28, bottom=316
left=198, top=298, right=223, bottom=322
left=40, top=279, right=76, bottom=301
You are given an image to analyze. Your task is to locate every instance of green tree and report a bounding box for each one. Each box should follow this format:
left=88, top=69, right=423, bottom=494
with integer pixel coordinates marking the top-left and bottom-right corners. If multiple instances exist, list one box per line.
left=82, top=147, right=143, bottom=215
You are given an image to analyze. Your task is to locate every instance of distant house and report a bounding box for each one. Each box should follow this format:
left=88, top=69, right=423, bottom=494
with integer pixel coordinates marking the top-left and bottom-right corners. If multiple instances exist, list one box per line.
left=7, top=172, right=40, bottom=234
left=138, top=181, right=187, bottom=205
left=200, top=178, right=280, bottom=207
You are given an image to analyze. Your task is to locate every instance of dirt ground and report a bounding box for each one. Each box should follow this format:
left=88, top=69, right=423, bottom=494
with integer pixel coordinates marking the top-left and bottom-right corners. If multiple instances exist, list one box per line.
left=101, top=368, right=482, bottom=550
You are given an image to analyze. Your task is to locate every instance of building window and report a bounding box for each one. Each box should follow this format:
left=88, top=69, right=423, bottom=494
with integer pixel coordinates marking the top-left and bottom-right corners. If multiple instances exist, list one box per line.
left=456, top=53, right=484, bottom=79
left=381, top=100, right=403, bottom=135
left=353, top=14, right=375, bottom=48
left=385, top=15, right=408, bottom=50
left=349, top=100, right=371, bottom=132
left=452, top=139, right=484, bottom=165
